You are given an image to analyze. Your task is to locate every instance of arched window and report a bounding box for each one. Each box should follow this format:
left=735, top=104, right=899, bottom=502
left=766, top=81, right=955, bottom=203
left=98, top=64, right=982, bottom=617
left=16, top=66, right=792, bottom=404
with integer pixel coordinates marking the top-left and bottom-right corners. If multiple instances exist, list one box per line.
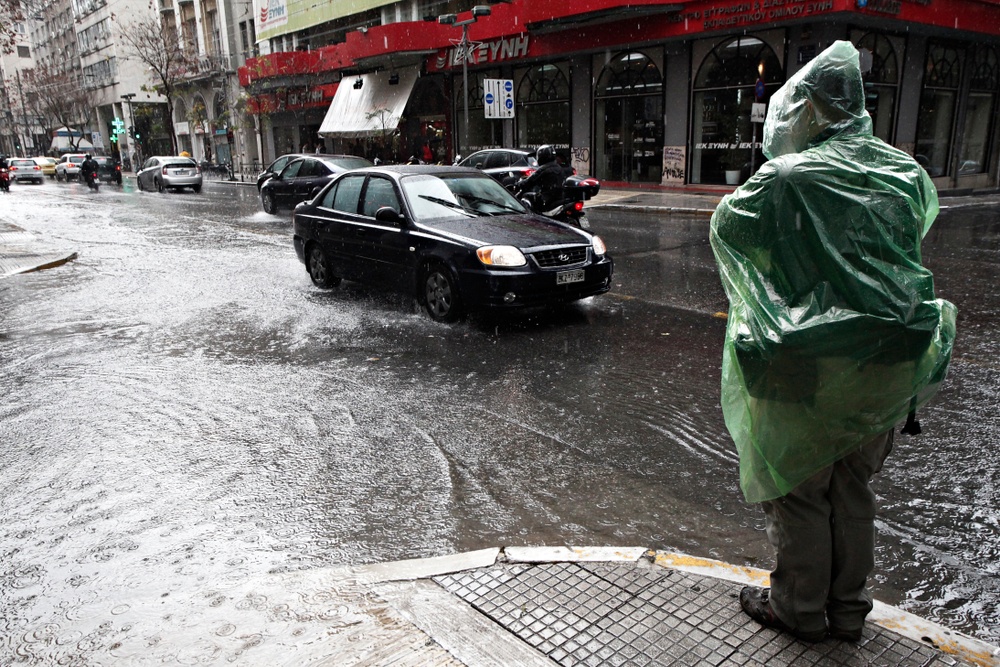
left=594, top=51, right=664, bottom=183
left=854, top=32, right=900, bottom=142
left=516, top=63, right=570, bottom=149
left=690, top=36, right=782, bottom=185
left=959, top=45, right=998, bottom=175
left=915, top=43, right=962, bottom=177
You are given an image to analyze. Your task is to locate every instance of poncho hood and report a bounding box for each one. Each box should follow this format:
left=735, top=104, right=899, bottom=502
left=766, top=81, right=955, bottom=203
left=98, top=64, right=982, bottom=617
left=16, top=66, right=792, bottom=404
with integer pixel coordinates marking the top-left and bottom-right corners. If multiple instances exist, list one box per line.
left=763, top=40, right=873, bottom=159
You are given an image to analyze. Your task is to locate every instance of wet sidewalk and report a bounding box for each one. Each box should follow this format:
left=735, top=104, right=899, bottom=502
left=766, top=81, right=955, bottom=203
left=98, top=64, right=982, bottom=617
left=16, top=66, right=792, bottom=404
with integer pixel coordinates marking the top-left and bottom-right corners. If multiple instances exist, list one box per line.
left=0, top=220, right=78, bottom=277
left=165, top=546, right=998, bottom=666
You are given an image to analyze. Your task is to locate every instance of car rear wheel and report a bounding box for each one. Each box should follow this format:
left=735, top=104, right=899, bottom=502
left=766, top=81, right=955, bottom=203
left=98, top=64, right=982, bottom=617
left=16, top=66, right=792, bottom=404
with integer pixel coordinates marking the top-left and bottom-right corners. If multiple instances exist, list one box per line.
left=261, top=190, right=277, bottom=214
left=156, top=179, right=164, bottom=193
left=308, top=244, right=340, bottom=288
left=192, top=185, right=201, bottom=193
left=56, top=171, right=63, bottom=182
left=423, top=265, right=463, bottom=323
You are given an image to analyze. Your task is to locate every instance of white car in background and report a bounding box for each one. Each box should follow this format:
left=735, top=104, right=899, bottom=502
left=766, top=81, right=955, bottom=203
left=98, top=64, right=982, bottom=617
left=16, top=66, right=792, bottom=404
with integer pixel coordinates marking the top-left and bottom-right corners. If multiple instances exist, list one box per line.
left=55, top=153, right=88, bottom=181
left=136, top=156, right=203, bottom=193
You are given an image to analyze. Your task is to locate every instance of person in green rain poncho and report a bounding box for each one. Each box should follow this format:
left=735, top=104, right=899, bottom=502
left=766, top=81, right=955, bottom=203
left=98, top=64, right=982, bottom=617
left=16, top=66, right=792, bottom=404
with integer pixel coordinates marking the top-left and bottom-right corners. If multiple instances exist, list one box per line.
left=709, top=41, right=955, bottom=642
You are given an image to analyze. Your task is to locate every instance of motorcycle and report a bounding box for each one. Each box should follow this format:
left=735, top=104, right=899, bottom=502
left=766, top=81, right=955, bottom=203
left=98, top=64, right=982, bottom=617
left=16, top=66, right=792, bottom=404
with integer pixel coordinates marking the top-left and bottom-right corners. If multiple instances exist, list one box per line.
left=83, top=169, right=100, bottom=192
left=515, top=174, right=601, bottom=230
left=0, top=167, right=9, bottom=193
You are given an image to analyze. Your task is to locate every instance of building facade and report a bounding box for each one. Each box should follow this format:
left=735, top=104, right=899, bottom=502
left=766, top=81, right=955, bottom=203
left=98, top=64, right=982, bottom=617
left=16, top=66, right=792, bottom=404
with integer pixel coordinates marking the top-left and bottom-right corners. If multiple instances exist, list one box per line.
left=0, top=19, right=39, bottom=157
left=240, top=0, right=1000, bottom=192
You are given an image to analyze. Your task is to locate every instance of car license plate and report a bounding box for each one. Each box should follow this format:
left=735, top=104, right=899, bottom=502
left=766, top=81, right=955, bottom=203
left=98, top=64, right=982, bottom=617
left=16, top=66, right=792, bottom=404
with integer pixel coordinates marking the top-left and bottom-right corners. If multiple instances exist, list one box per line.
left=557, top=269, right=585, bottom=285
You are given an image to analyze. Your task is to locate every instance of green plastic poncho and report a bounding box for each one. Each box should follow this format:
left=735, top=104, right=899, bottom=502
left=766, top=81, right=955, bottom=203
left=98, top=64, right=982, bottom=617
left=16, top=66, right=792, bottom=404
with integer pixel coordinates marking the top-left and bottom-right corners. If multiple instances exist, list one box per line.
left=709, top=41, right=956, bottom=503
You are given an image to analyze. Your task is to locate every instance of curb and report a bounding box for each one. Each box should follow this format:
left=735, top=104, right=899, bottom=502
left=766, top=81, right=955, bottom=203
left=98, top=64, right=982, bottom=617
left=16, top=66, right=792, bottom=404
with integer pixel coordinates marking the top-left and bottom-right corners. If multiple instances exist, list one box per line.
left=325, top=546, right=999, bottom=667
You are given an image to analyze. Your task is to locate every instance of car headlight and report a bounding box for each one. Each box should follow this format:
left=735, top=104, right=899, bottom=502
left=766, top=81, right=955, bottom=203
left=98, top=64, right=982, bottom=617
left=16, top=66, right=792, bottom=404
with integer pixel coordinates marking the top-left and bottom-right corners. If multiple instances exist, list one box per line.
left=477, top=245, right=526, bottom=267
left=591, top=235, right=607, bottom=256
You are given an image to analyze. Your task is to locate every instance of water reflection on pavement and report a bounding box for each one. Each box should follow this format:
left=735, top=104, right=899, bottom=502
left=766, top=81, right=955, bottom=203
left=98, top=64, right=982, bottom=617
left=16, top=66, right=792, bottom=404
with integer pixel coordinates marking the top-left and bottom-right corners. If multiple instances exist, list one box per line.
left=0, top=182, right=997, bottom=664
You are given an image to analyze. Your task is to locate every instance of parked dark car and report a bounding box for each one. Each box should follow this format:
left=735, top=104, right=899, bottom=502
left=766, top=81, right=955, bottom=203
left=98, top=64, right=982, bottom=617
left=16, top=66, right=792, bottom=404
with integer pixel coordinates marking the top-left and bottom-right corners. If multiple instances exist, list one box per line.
left=93, top=156, right=122, bottom=184
left=260, top=155, right=373, bottom=213
left=457, top=148, right=539, bottom=189
left=292, top=165, right=613, bottom=322
left=256, top=153, right=306, bottom=190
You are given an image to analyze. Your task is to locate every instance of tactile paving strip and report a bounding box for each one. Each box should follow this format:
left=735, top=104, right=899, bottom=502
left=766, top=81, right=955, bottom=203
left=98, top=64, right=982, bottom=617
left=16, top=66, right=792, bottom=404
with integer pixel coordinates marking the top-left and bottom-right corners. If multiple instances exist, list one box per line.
left=435, top=562, right=969, bottom=666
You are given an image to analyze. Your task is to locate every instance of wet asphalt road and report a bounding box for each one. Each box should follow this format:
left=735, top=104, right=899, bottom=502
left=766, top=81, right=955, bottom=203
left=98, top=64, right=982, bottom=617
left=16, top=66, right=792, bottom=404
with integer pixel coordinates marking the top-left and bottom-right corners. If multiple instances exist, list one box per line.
left=0, top=178, right=997, bottom=662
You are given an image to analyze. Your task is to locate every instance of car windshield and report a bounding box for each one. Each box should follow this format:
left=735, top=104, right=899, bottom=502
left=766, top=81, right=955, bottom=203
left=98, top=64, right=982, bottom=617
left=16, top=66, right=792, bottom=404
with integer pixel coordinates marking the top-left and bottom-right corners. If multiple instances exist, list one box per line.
left=401, top=173, right=527, bottom=221
left=70, top=157, right=85, bottom=163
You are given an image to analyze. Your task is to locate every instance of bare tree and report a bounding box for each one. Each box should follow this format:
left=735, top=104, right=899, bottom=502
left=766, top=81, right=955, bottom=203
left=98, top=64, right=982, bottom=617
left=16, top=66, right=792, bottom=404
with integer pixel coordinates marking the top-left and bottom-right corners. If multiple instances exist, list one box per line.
left=0, top=0, right=25, bottom=55
left=22, top=64, right=97, bottom=152
left=118, top=16, right=199, bottom=155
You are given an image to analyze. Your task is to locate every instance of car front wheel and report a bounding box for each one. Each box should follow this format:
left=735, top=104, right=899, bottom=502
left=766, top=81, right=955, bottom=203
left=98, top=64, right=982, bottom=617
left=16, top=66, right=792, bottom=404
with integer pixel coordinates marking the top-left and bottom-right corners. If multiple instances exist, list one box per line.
left=308, top=244, right=341, bottom=288
left=261, top=190, right=277, bottom=214
left=423, top=265, right=463, bottom=323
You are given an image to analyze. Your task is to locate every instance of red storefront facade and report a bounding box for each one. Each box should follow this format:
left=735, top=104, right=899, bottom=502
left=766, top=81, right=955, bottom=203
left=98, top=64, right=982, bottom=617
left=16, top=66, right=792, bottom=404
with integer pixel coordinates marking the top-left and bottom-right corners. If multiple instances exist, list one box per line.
left=239, top=0, right=1000, bottom=190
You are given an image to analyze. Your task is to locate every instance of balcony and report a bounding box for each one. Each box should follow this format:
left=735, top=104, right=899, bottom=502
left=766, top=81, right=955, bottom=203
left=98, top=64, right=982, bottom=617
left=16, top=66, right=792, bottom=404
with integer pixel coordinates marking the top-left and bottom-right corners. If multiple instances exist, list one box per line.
left=159, top=0, right=174, bottom=13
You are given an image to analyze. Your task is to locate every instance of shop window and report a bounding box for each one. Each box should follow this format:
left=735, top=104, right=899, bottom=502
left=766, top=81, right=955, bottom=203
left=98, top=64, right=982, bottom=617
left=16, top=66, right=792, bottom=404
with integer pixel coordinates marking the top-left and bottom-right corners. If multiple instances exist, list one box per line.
left=853, top=32, right=899, bottom=143
left=594, top=52, right=664, bottom=183
left=958, top=46, right=998, bottom=175
left=516, top=63, right=570, bottom=149
left=691, top=36, right=782, bottom=185
left=915, top=43, right=961, bottom=177
left=456, top=70, right=502, bottom=154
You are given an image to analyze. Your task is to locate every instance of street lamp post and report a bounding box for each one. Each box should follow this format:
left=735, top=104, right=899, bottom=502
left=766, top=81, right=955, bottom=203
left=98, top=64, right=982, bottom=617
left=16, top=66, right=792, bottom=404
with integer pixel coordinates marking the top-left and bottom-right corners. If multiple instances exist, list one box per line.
left=121, top=93, right=136, bottom=169
left=438, top=5, right=491, bottom=156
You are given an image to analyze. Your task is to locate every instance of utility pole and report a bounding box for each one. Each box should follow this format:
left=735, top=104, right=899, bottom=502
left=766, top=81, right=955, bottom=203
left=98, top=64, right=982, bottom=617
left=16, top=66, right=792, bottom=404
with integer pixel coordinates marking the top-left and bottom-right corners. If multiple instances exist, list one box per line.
left=121, top=93, right=137, bottom=166
left=438, top=6, right=491, bottom=157
left=16, top=70, right=32, bottom=155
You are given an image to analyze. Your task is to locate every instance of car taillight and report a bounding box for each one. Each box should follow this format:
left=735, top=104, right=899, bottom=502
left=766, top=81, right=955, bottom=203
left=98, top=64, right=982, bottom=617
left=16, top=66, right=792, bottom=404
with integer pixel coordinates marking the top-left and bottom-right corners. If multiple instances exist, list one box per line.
left=33, top=165, right=40, bottom=171
left=8, top=166, right=15, bottom=171
left=162, top=166, right=169, bottom=175
left=522, top=169, right=535, bottom=178
left=196, top=165, right=202, bottom=174
left=573, top=201, right=584, bottom=213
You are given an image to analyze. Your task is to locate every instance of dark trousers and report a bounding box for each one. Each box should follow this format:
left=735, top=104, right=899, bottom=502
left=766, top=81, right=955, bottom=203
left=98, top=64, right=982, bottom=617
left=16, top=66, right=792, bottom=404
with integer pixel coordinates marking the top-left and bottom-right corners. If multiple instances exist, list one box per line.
left=761, top=430, right=894, bottom=635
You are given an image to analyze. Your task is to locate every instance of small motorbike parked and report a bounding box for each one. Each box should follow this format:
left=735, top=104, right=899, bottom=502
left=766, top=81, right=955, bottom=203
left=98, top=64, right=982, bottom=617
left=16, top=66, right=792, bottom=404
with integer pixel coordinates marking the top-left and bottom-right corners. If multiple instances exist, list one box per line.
left=516, top=174, right=601, bottom=230
left=0, top=166, right=9, bottom=193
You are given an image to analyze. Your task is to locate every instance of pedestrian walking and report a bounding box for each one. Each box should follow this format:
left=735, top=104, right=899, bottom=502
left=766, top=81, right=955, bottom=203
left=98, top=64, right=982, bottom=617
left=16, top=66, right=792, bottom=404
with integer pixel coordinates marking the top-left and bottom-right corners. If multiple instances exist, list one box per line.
left=709, top=41, right=956, bottom=643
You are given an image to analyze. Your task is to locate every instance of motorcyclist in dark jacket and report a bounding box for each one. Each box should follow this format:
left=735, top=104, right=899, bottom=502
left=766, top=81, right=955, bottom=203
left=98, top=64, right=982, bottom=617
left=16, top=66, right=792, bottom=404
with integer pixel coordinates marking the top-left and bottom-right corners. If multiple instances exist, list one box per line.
left=515, top=145, right=565, bottom=212
left=80, top=155, right=98, bottom=185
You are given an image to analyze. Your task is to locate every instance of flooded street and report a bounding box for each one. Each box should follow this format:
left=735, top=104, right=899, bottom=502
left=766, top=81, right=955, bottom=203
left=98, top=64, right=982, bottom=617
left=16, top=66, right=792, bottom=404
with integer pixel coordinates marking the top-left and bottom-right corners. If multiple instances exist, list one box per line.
left=0, top=180, right=997, bottom=662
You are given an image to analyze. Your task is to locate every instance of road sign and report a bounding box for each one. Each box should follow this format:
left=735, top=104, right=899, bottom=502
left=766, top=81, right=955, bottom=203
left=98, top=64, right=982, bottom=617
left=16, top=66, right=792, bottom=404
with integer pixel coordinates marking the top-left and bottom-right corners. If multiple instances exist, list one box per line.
left=484, top=78, right=514, bottom=119
left=755, top=78, right=765, bottom=101
left=751, top=103, right=767, bottom=124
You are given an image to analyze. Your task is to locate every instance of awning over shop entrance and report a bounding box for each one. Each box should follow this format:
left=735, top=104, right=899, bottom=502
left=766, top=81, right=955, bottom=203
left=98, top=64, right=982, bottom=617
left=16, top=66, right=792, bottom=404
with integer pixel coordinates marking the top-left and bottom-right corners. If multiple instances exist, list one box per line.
left=50, top=127, right=95, bottom=153
left=318, top=69, right=419, bottom=139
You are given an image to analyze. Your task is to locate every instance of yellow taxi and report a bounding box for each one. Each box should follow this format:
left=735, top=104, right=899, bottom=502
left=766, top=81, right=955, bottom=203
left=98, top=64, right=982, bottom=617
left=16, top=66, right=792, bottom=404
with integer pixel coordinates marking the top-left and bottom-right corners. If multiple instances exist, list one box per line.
left=33, top=156, right=57, bottom=178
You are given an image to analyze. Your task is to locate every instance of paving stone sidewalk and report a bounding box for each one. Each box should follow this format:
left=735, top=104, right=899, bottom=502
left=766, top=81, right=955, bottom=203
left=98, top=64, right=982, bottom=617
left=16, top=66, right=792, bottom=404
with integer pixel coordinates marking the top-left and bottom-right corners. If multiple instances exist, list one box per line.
left=0, top=221, right=77, bottom=277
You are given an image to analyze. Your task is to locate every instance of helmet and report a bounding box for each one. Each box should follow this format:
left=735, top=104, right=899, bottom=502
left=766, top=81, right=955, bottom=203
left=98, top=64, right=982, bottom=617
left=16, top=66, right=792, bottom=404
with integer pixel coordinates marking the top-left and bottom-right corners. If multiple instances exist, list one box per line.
left=536, top=145, right=555, bottom=164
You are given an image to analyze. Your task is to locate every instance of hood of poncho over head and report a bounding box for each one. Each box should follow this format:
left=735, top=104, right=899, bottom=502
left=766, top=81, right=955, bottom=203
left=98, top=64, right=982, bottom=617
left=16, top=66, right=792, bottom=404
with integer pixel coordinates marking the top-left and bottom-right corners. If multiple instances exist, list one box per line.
left=762, top=40, right=873, bottom=159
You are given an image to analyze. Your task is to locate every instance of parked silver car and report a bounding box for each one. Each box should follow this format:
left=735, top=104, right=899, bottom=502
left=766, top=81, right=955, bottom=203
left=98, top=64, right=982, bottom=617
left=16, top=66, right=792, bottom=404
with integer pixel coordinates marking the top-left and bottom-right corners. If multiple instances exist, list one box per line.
left=136, top=156, right=203, bottom=193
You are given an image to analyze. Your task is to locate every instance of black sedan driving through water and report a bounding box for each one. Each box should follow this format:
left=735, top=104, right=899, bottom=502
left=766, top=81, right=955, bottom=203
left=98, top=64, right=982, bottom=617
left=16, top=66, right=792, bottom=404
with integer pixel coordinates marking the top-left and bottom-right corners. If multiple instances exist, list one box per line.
left=292, top=165, right=613, bottom=322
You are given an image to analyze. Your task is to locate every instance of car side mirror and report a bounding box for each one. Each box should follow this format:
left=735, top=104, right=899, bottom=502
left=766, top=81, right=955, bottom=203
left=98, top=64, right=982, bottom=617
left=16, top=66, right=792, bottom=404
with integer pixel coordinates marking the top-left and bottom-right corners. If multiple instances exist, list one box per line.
left=375, top=206, right=402, bottom=223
